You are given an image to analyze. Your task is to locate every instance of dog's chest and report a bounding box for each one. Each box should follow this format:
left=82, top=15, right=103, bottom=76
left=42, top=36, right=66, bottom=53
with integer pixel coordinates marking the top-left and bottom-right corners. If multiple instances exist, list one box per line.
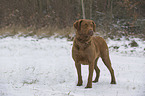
left=73, top=48, right=92, bottom=64
left=76, top=50, right=87, bottom=59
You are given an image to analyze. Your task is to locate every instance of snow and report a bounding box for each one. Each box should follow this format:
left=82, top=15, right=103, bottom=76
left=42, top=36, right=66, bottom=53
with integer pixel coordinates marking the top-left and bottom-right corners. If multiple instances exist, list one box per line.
left=108, top=37, right=145, bottom=57
left=0, top=37, right=145, bottom=96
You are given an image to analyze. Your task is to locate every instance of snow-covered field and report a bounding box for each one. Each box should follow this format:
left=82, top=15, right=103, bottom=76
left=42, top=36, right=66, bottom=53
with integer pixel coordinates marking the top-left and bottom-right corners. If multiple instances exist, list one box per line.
left=0, top=37, right=145, bottom=96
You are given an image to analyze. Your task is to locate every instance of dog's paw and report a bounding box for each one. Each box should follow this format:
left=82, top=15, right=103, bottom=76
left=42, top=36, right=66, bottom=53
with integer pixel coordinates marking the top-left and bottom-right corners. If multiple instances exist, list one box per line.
left=85, top=86, right=92, bottom=88
left=85, top=84, right=92, bottom=88
left=111, top=81, right=116, bottom=84
left=92, top=80, right=98, bottom=83
left=77, top=83, right=82, bottom=86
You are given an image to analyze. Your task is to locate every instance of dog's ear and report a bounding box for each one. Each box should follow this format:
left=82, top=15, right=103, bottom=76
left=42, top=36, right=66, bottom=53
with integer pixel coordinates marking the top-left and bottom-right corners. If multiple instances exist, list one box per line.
left=92, top=21, right=96, bottom=32
left=73, top=19, right=83, bottom=31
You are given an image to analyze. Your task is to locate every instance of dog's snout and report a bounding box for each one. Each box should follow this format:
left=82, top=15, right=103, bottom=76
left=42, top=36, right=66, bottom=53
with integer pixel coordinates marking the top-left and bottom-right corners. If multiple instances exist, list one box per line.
left=89, top=30, right=94, bottom=36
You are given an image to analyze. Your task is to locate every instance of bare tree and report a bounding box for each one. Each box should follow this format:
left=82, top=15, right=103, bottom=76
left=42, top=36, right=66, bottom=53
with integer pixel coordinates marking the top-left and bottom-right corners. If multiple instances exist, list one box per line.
left=81, top=0, right=85, bottom=19
left=89, top=0, right=93, bottom=19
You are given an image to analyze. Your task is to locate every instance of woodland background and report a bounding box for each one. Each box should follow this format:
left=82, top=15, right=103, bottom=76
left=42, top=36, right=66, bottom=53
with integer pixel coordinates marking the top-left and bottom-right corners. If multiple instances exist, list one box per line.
left=0, top=0, right=145, bottom=39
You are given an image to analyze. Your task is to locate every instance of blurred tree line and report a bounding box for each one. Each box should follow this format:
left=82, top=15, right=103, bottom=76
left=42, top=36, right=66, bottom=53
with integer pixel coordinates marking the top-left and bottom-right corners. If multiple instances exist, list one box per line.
left=0, top=0, right=145, bottom=36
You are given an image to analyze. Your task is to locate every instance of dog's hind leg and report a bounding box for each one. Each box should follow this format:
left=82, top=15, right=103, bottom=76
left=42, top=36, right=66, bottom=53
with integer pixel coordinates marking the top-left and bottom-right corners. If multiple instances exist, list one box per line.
left=101, top=54, right=116, bottom=84
left=93, top=58, right=100, bottom=83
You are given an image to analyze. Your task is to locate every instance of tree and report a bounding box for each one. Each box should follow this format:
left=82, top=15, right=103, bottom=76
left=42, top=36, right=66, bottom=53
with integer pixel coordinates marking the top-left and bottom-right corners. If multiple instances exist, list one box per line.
left=81, top=0, right=85, bottom=19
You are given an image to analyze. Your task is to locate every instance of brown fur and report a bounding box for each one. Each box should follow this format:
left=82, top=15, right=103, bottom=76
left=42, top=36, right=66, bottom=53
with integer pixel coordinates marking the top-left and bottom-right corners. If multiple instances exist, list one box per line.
left=72, top=19, right=116, bottom=88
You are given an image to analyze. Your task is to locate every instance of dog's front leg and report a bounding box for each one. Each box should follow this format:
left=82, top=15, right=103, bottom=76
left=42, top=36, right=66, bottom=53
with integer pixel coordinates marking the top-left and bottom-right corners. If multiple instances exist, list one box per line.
left=75, top=63, right=83, bottom=86
left=85, top=63, right=94, bottom=88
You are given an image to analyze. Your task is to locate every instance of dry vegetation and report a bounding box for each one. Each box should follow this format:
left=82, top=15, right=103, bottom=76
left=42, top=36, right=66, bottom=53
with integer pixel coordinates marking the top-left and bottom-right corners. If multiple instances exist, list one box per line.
left=0, top=0, right=145, bottom=39
left=0, top=25, right=76, bottom=40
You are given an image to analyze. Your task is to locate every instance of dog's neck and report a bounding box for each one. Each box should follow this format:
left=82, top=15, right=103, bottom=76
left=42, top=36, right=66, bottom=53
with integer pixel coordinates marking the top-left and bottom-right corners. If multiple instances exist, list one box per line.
left=75, top=36, right=92, bottom=50
left=76, top=33, right=92, bottom=42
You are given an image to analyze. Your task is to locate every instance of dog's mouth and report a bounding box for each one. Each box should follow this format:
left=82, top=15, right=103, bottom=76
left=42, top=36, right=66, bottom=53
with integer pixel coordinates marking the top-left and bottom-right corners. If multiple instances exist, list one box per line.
left=77, top=30, right=93, bottom=42
left=78, top=34, right=89, bottom=38
left=88, top=30, right=94, bottom=36
left=79, top=32, right=93, bottom=37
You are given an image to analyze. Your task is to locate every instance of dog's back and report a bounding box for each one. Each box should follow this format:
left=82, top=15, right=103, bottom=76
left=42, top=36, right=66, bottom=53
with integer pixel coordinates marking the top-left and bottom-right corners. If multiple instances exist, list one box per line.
left=92, top=36, right=109, bottom=58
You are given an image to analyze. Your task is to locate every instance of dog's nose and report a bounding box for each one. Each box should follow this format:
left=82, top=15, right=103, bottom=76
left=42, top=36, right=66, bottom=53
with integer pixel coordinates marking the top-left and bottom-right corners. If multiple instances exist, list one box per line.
left=89, top=30, right=94, bottom=36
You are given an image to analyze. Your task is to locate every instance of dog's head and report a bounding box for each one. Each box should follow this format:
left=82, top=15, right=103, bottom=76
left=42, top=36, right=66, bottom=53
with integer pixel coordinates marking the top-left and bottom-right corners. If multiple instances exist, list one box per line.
left=73, top=19, right=96, bottom=37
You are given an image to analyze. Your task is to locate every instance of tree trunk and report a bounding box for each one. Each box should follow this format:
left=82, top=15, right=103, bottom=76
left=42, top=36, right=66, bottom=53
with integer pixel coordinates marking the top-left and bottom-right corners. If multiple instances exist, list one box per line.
left=81, top=0, right=85, bottom=19
left=90, top=0, right=93, bottom=19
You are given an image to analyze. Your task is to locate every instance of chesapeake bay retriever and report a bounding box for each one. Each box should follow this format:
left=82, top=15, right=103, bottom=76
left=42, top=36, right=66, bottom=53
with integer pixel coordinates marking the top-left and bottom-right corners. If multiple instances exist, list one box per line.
left=72, top=19, right=116, bottom=88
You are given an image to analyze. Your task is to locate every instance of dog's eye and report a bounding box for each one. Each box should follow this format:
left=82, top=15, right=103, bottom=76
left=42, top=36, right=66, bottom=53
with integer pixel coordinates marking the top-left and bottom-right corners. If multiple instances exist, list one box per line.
left=85, top=24, right=88, bottom=27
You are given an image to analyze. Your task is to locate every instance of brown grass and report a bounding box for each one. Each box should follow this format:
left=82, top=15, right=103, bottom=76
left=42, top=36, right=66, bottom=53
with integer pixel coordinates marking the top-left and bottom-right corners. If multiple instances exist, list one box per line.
left=1, top=25, right=144, bottom=40
left=0, top=25, right=75, bottom=40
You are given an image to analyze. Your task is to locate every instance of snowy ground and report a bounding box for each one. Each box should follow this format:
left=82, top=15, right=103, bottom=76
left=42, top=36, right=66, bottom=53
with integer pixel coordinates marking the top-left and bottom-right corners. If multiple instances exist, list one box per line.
left=0, top=37, right=145, bottom=96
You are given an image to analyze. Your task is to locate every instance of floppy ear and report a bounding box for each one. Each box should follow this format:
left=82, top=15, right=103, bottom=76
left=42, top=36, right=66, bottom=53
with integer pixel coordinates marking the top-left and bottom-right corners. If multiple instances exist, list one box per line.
left=92, top=21, right=96, bottom=32
left=73, top=19, right=83, bottom=31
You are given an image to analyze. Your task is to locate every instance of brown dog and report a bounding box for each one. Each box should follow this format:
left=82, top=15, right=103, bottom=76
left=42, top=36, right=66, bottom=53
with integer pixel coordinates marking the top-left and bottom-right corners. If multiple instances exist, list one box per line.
left=72, top=19, right=116, bottom=88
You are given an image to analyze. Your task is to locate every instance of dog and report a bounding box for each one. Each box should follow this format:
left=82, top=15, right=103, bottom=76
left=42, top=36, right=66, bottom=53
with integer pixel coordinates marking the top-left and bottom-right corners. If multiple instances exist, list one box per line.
left=72, top=19, right=116, bottom=88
